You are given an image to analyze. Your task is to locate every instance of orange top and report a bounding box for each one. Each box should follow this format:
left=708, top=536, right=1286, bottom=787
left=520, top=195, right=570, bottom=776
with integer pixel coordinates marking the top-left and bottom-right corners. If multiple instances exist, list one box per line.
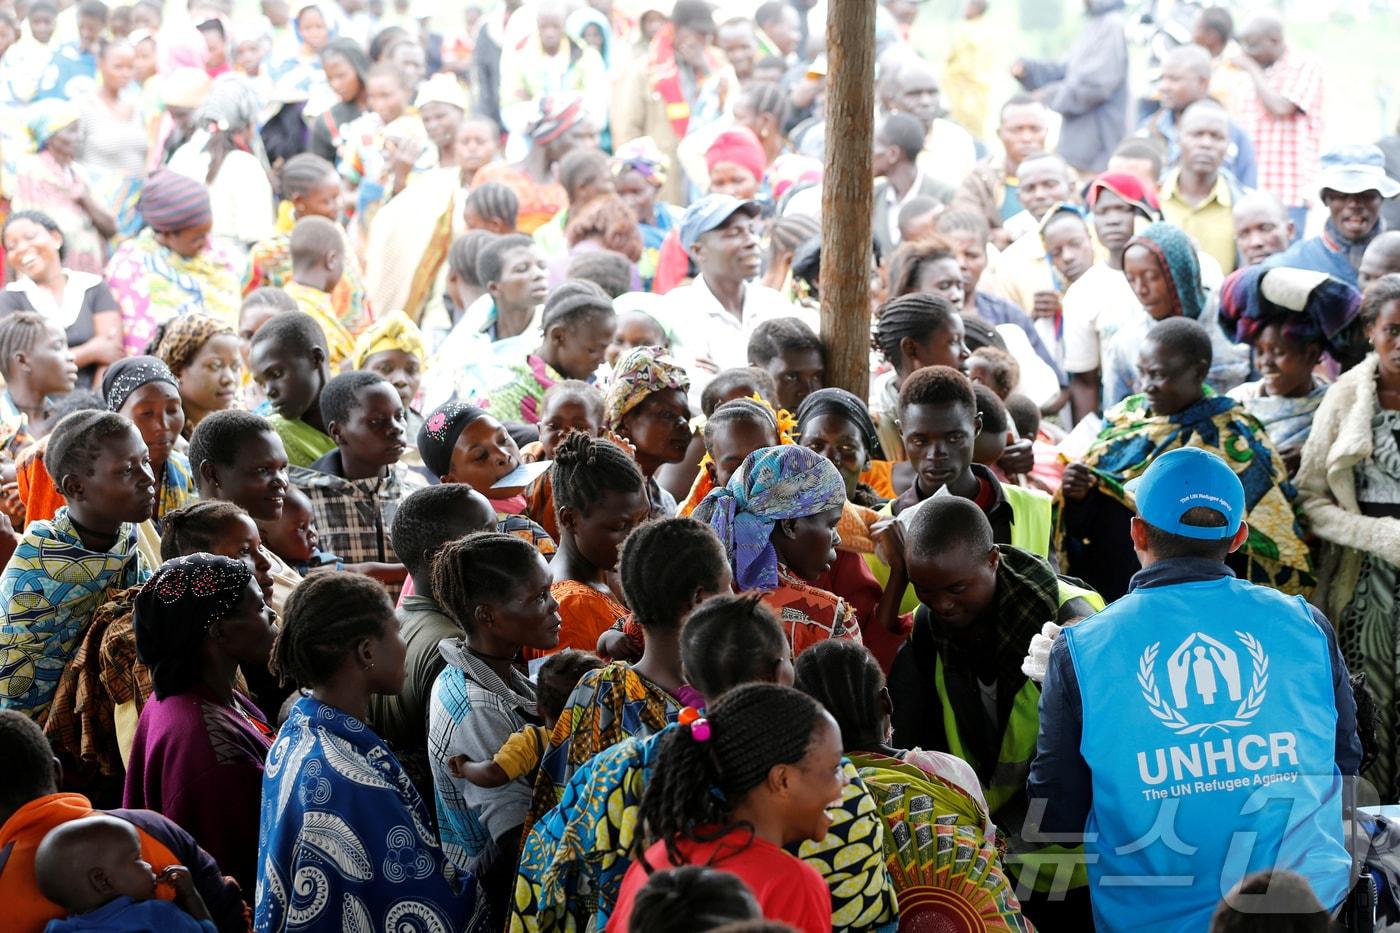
left=527, top=580, right=628, bottom=662
left=16, top=438, right=64, bottom=529
left=860, top=459, right=896, bottom=500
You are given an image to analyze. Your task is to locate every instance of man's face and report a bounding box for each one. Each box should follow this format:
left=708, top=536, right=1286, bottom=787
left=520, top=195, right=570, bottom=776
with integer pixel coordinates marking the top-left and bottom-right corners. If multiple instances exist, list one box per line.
left=674, top=25, right=711, bottom=69
left=692, top=211, right=762, bottom=282
left=997, top=102, right=1048, bottom=167
left=763, top=6, right=800, bottom=58
left=1178, top=109, right=1228, bottom=177
left=893, top=65, right=940, bottom=132
left=1359, top=240, right=1400, bottom=291
left=29, top=9, right=54, bottom=43
left=716, top=23, right=756, bottom=80
left=1237, top=200, right=1288, bottom=264
left=1324, top=189, right=1383, bottom=242
left=1092, top=189, right=1138, bottom=253
left=537, top=9, right=564, bottom=55
left=1158, top=58, right=1209, bottom=112
left=1018, top=157, right=1072, bottom=220
left=907, top=545, right=999, bottom=630
left=1240, top=25, right=1283, bottom=68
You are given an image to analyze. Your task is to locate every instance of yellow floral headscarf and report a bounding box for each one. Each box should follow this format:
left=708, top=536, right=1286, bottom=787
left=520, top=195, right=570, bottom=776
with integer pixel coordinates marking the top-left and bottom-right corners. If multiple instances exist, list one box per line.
left=351, top=310, right=426, bottom=370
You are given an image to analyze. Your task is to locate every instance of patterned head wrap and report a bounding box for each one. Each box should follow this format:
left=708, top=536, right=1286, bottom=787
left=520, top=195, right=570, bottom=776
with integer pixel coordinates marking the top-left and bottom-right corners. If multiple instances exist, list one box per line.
left=694, top=445, right=847, bottom=592
left=139, top=169, right=213, bottom=233
left=1086, top=172, right=1161, bottom=219
left=1123, top=222, right=1204, bottom=321
left=102, top=356, right=179, bottom=413
left=795, top=388, right=885, bottom=461
left=195, top=73, right=262, bottom=133
left=352, top=310, right=427, bottom=370
left=153, top=313, right=237, bottom=376
left=417, top=400, right=487, bottom=478
left=705, top=127, right=766, bottom=185
left=611, top=137, right=667, bottom=188
left=604, top=346, right=690, bottom=430
left=1218, top=265, right=1363, bottom=358
left=28, top=99, right=80, bottom=149
left=526, top=94, right=585, bottom=146
left=133, top=553, right=255, bottom=700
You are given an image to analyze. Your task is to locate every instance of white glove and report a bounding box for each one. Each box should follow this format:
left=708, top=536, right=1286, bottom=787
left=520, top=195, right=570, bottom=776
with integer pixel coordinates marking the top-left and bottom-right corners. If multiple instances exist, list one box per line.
left=1021, top=621, right=1063, bottom=684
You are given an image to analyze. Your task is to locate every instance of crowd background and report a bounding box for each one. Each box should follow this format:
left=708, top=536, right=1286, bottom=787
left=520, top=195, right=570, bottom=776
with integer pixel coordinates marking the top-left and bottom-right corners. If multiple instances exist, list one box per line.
left=0, top=0, right=1398, bottom=932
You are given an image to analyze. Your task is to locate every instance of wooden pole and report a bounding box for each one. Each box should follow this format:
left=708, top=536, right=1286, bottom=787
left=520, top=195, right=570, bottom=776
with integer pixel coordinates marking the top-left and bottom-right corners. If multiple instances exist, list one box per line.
left=819, top=0, right=876, bottom=398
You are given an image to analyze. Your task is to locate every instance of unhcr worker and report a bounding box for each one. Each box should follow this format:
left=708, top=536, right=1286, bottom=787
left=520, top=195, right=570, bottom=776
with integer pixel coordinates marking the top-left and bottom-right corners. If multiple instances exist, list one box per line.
left=1029, top=447, right=1361, bottom=932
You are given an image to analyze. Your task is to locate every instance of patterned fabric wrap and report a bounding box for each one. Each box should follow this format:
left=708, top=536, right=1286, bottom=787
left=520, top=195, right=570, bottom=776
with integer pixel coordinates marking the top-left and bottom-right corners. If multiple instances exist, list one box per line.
left=1053, top=392, right=1314, bottom=594
left=481, top=355, right=560, bottom=426
left=695, top=445, right=847, bottom=592
left=603, top=346, right=689, bottom=430
left=1123, top=221, right=1204, bottom=321
left=283, top=281, right=356, bottom=372
left=13, top=150, right=106, bottom=275
left=27, top=98, right=79, bottom=147
left=525, top=662, right=678, bottom=831
left=1230, top=380, right=1329, bottom=453
left=1217, top=264, right=1363, bottom=359
left=156, top=453, right=198, bottom=522
left=525, top=94, right=585, bottom=146
left=611, top=137, right=667, bottom=187
left=850, top=752, right=1031, bottom=932
left=0, top=508, right=150, bottom=724
left=351, top=309, right=426, bottom=370
left=511, top=726, right=898, bottom=932
left=102, top=356, right=179, bottom=413
left=255, top=694, right=474, bottom=931
left=105, top=229, right=242, bottom=356
left=152, top=312, right=235, bottom=375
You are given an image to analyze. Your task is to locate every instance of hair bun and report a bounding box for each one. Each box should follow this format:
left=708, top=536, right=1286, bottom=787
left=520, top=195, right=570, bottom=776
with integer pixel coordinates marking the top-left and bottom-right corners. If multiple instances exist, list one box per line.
left=552, top=429, right=593, bottom=468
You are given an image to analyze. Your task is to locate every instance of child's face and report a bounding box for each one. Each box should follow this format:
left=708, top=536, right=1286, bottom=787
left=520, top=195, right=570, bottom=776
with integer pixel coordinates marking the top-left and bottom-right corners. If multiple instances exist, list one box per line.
left=762, top=347, right=823, bottom=413
left=537, top=395, right=600, bottom=458
left=68, top=424, right=156, bottom=527
left=1254, top=322, right=1320, bottom=400
left=235, top=38, right=263, bottom=75
left=548, top=311, right=613, bottom=382
left=294, top=173, right=342, bottom=221
left=564, top=486, right=650, bottom=573
left=705, top=418, right=777, bottom=489
left=361, top=348, right=422, bottom=414
left=332, top=382, right=408, bottom=469
left=366, top=74, right=407, bottom=122
left=296, top=7, right=328, bottom=50
left=205, top=514, right=276, bottom=605
left=773, top=505, right=843, bottom=582
left=972, top=419, right=1007, bottom=466
left=605, top=311, right=666, bottom=366
left=178, top=334, right=242, bottom=416
left=29, top=9, right=54, bottom=43
left=25, top=321, right=78, bottom=396
left=966, top=357, right=1000, bottom=395
left=118, top=380, right=185, bottom=468
left=98, top=822, right=158, bottom=902
left=620, top=389, right=691, bottom=469
left=262, top=494, right=318, bottom=564
left=249, top=341, right=322, bottom=421
left=445, top=414, right=522, bottom=492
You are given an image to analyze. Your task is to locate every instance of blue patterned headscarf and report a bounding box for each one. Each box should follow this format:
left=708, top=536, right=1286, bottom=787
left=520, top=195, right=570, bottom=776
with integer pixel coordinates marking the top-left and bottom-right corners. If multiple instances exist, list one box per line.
left=1125, top=222, right=1205, bottom=321
left=694, top=445, right=846, bottom=592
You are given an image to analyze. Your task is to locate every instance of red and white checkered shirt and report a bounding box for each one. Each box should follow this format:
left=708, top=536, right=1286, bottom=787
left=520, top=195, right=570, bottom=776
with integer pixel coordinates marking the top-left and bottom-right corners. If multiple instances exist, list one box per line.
left=1237, top=49, right=1324, bottom=208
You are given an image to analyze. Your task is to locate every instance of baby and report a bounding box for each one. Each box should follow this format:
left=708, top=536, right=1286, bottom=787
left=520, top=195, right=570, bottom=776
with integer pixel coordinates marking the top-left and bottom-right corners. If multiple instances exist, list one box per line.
left=35, top=814, right=214, bottom=932
left=447, top=650, right=604, bottom=788
left=257, top=486, right=339, bottom=574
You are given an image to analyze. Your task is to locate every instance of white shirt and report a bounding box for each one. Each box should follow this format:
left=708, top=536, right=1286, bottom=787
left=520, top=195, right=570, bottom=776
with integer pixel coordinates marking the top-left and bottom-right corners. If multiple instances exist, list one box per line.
left=883, top=169, right=930, bottom=250
left=1060, top=263, right=1140, bottom=374
left=168, top=140, right=275, bottom=251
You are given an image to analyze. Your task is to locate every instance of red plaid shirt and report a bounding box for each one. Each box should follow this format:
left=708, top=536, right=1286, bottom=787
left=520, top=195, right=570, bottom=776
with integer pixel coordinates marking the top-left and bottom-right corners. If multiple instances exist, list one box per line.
left=1237, top=49, right=1324, bottom=208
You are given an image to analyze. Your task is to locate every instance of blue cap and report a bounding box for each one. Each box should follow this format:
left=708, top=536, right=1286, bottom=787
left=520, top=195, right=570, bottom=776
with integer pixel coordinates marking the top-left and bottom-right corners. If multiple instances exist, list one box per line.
left=679, top=194, right=761, bottom=252
left=1124, top=447, right=1244, bottom=540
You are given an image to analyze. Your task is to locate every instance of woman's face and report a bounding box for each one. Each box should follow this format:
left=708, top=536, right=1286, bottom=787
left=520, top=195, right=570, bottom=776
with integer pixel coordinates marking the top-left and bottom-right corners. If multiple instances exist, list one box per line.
left=362, top=348, right=421, bottom=414
left=708, top=161, right=760, bottom=200
left=479, top=552, right=561, bottom=651
left=364, top=610, right=409, bottom=696
left=1123, top=244, right=1176, bottom=321
left=1136, top=340, right=1204, bottom=416
left=456, top=120, right=499, bottom=176
left=119, top=380, right=185, bottom=468
left=773, top=505, right=842, bottom=581
left=1253, top=322, right=1320, bottom=399
left=3, top=218, right=62, bottom=281
left=776, top=712, right=848, bottom=846
left=297, top=8, right=329, bottom=50
left=323, top=51, right=362, bottom=103
left=489, top=245, right=549, bottom=313
left=44, top=121, right=81, bottom=162
left=1368, top=299, right=1400, bottom=384
left=178, top=334, right=242, bottom=417
left=100, top=44, right=135, bottom=91
left=420, top=101, right=464, bottom=154
left=615, top=170, right=657, bottom=226
left=205, top=514, right=275, bottom=605
left=157, top=222, right=212, bottom=259
left=565, top=487, right=649, bottom=572
left=205, top=429, right=290, bottom=522
left=210, top=580, right=277, bottom=669
left=445, top=414, right=522, bottom=491
left=26, top=321, right=78, bottom=395
left=620, top=388, right=692, bottom=469
left=907, top=317, right=970, bottom=375
left=799, top=413, right=869, bottom=500
left=73, top=424, right=156, bottom=527
left=914, top=257, right=966, bottom=312
left=365, top=74, right=407, bottom=122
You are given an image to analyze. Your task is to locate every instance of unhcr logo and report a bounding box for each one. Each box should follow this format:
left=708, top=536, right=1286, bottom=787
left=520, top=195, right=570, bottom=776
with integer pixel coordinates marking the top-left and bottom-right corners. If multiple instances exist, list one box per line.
left=1138, top=632, right=1268, bottom=736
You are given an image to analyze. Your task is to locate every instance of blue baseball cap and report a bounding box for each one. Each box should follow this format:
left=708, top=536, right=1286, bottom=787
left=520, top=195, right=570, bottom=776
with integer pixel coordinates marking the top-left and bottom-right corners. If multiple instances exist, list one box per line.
left=1124, top=447, right=1244, bottom=540
left=679, top=194, right=761, bottom=252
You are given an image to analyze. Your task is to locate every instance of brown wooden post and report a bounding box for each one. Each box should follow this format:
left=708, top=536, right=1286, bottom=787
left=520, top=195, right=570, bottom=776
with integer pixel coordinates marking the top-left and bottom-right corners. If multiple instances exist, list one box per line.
left=819, top=0, right=876, bottom=398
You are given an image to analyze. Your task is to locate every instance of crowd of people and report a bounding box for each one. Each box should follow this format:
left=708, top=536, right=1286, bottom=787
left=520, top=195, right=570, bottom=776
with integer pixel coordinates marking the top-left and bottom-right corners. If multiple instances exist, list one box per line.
left=0, top=0, right=1397, bottom=930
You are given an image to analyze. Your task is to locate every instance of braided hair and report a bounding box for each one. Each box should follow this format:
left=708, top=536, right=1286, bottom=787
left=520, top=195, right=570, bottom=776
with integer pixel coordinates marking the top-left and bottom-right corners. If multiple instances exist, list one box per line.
left=541, top=280, right=616, bottom=335
left=619, top=517, right=728, bottom=633
left=698, top=368, right=776, bottom=418
left=700, top=397, right=777, bottom=449
left=885, top=234, right=958, bottom=300
left=278, top=152, right=337, bottom=200
left=430, top=531, right=541, bottom=634
left=552, top=430, right=643, bottom=518
left=872, top=293, right=959, bottom=371
left=767, top=213, right=819, bottom=259
left=449, top=230, right=497, bottom=288
left=271, top=571, right=395, bottom=687
left=739, top=80, right=789, bottom=135
left=629, top=866, right=761, bottom=932
left=0, top=311, right=53, bottom=380
left=159, top=500, right=250, bottom=561
left=793, top=638, right=886, bottom=751
left=465, top=182, right=519, bottom=231
left=679, top=593, right=787, bottom=698
left=637, top=683, right=823, bottom=865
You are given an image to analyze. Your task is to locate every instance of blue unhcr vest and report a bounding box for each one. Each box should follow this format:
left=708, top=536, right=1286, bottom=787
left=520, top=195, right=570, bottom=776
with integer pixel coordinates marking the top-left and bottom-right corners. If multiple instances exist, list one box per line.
left=1063, top=575, right=1351, bottom=933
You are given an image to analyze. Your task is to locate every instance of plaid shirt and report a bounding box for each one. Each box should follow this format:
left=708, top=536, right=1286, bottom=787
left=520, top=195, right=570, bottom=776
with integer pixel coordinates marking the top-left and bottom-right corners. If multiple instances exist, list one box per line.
left=1237, top=49, right=1324, bottom=208
left=290, top=451, right=428, bottom=599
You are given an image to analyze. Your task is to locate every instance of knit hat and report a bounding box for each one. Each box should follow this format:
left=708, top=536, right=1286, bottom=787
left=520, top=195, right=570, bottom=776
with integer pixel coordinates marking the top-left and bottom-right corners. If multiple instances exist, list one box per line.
left=139, top=169, right=213, bottom=233
left=417, top=400, right=488, bottom=478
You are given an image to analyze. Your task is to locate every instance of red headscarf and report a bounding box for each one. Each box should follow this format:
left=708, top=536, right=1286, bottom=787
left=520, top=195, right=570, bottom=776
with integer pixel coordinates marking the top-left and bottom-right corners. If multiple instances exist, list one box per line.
left=705, top=126, right=767, bottom=184
left=1086, top=171, right=1161, bottom=217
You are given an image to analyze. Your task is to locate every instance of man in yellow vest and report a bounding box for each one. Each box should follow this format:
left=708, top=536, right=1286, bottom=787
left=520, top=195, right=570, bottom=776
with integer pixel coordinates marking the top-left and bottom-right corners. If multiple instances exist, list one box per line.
left=883, top=494, right=1102, bottom=928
